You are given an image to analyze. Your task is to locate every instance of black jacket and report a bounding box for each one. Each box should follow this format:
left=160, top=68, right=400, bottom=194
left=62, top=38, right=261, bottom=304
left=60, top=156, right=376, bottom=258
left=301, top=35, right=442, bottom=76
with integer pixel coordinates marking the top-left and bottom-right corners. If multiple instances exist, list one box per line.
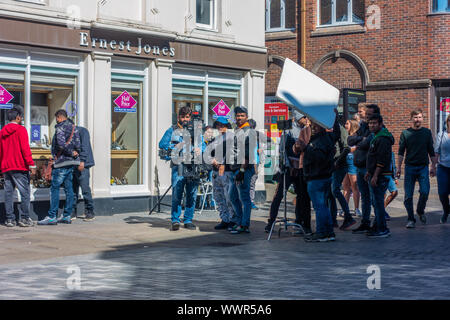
left=349, top=121, right=373, bottom=169
left=303, top=119, right=340, bottom=181
left=366, top=128, right=395, bottom=176
left=77, top=126, right=95, bottom=168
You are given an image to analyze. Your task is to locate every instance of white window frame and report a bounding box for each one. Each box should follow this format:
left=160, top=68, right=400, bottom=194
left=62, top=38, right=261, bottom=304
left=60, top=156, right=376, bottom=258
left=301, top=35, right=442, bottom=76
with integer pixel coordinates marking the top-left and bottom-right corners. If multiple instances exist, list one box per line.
left=15, top=0, right=46, bottom=5
left=265, top=0, right=295, bottom=32
left=196, top=0, right=216, bottom=30
left=317, top=0, right=364, bottom=27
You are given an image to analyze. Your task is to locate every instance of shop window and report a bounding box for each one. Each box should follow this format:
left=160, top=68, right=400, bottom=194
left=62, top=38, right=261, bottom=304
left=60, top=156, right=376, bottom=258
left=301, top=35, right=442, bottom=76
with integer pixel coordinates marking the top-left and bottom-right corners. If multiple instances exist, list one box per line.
left=111, top=80, right=143, bottom=186
left=265, top=0, right=296, bottom=32
left=207, top=84, right=240, bottom=125
left=432, top=0, right=450, bottom=12
left=30, top=72, right=78, bottom=188
left=435, top=83, right=450, bottom=134
left=173, top=80, right=205, bottom=125
left=0, top=70, right=25, bottom=190
left=196, top=0, right=215, bottom=29
left=318, top=0, right=364, bottom=26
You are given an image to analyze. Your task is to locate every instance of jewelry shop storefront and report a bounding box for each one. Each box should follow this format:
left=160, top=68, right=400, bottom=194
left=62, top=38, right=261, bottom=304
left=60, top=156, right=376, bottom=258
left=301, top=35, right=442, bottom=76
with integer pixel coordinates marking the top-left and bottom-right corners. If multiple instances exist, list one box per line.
left=0, top=17, right=266, bottom=216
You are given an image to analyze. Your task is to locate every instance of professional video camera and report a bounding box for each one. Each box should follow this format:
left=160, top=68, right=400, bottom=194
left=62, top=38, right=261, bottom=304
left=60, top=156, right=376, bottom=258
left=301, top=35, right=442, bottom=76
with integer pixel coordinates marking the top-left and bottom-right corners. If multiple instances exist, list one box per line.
left=158, top=111, right=211, bottom=181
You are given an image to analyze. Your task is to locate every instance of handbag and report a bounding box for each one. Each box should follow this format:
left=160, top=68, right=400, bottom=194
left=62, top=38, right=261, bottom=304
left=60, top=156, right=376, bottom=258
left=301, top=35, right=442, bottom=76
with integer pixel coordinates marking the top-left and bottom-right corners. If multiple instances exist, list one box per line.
left=44, top=124, right=76, bottom=182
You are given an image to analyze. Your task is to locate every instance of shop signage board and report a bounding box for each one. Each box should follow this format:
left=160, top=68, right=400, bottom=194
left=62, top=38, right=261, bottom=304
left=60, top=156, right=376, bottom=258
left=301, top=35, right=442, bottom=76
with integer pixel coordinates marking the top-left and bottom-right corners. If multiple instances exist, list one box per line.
left=0, top=84, right=14, bottom=108
left=440, top=98, right=450, bottom=112
left=114, top=90, right=137, bottom=113
left=276, top=58, right=339, bottom=129
left=264, top=103, right=289, bottom=138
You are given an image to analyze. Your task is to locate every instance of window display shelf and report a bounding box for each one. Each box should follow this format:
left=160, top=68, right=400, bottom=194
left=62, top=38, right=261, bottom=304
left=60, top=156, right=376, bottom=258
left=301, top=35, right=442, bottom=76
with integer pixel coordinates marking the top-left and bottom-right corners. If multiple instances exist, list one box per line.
left=31, top=149, right=52, bottom=159
left=111, top=150, right=139, bottom=159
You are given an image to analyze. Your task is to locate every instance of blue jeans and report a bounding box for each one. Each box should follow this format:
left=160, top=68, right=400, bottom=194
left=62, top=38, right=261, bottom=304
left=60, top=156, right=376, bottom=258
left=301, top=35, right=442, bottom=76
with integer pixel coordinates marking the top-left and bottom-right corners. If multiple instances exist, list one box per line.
left=307, top=178, right=333, bottom=234
left=48, top=166, right=75, bottom=219
left=356, top=167, right=372, bottom=225
left=404, top=165, right=430, bottom=222
left=369, top=175, right=389, bottom=232
left=3, top=171, right=31, bottom=221
left=329, top=166, right=352, bottom=222
left=171, top=166, right=199, bottom=224
left=229, top=166, right=255, bottom=227
left=72, top=167, right=94, bottom=214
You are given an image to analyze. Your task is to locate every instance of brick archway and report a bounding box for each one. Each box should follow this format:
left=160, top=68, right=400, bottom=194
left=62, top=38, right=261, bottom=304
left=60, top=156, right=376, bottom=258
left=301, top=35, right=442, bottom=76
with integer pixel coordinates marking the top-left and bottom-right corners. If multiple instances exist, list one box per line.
left=312, top=50, right=370, bottom=90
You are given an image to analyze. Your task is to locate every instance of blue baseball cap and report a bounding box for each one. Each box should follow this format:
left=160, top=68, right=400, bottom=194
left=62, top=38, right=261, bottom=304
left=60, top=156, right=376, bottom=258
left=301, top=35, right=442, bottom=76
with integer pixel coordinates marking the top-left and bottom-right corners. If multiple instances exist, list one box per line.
left=213, top=116, right=231, bottom=128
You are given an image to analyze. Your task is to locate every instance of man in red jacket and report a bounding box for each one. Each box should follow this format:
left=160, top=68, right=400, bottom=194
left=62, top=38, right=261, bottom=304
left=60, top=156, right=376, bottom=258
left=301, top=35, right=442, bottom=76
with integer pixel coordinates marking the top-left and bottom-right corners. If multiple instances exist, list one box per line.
left=0, top=106, right=36, bottom=227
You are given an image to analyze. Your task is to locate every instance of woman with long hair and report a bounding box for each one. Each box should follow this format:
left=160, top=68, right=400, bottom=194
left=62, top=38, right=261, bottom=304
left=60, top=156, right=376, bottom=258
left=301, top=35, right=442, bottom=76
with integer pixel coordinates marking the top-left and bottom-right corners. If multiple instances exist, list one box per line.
left=343, top=119, right=361, bottom=217
left=435, top=114, right=450, bottom=224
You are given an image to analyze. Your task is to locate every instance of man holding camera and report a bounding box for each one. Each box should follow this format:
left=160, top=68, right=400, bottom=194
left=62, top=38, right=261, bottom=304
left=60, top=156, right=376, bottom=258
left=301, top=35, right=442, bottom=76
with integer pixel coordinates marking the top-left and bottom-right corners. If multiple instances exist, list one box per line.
left=159, top=106, right=204, bottom=231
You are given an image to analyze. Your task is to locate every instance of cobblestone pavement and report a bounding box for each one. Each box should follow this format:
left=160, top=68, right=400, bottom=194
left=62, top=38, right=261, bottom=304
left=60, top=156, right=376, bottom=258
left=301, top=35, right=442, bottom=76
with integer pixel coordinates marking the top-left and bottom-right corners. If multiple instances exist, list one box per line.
left=0, top=183, right=449, bottom=300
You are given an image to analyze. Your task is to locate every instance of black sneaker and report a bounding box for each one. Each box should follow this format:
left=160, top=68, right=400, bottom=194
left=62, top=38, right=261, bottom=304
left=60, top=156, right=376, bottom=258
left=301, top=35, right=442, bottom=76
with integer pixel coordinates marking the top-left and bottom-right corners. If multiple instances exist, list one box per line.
left=184, top=223, right=197, bottom=230
left=264, top=223, right=274, bottom=233
left=83, top=213, right=95, bottom=222
left=18, top=217, right=34, bottom=227
left=305, top=232, right=330, bottom=242
left=227, top=222, right=237, bottom=231
left=5, top=219, right=16, bottom=227
left=352, top=223, right=371, bottom=234
left=302, top=226, right=313, bottom=236
left=367, top=228, right=391, bottom=238
left=419, top=214, right=427, bottom=225
left=171, top=222, right=180, bottom=231
left=214, top=221, right=229, bottom=230
left=440, top=213, right=449, bottom=224
left=340, top=218, right=357, bottom=231
left=327, top=232, right=336, bottom=241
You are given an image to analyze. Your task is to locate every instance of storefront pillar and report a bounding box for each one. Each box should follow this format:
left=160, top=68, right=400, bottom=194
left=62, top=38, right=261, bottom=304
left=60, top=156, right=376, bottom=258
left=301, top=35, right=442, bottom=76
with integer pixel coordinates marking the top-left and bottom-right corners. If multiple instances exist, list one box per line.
left=250, top=70, right=266, bottom=202
left=89, top=51, right=113, bottom=198
left=149, top=58, right=174, bottom=195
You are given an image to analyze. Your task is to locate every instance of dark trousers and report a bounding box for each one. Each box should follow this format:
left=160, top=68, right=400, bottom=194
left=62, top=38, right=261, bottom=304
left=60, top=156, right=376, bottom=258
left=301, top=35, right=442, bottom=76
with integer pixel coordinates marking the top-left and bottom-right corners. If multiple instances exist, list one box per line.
left=369, top=175, right=389, bottom=232
left=268, top=168, right=311, bottom=228
left=328, top=166, right=352, bottom=223
left=4, top=171, right=31, bottom=221
left=72, top=167, right=94, bottom=215
left=437, top=164, right=450, bottom=216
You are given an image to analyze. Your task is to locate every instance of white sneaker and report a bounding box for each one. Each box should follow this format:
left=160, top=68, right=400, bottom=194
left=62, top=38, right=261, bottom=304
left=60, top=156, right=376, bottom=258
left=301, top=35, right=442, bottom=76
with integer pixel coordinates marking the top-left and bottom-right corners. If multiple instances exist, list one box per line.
left=406, top=220, right=415, bottom=229
left=355, top=208, right=362, bottom=217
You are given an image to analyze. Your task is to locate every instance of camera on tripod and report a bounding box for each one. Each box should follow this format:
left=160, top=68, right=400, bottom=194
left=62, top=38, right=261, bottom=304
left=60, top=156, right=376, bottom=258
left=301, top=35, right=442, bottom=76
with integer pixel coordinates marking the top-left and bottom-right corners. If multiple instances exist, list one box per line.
left=277, top=119, right=292, bottom=130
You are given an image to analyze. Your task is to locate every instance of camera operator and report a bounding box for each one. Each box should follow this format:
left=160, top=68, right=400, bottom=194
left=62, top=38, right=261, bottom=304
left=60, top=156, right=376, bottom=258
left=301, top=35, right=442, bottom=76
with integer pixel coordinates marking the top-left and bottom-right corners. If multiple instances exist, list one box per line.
left=265, top=112, right=312, bottom=235
left=158, top=106, right=204, bottom=231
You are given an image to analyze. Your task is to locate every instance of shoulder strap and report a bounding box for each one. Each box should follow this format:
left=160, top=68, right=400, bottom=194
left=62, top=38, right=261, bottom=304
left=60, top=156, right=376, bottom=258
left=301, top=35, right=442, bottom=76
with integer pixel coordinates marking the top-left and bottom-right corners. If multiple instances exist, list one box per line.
left=66, top=124, right=76, bottom=146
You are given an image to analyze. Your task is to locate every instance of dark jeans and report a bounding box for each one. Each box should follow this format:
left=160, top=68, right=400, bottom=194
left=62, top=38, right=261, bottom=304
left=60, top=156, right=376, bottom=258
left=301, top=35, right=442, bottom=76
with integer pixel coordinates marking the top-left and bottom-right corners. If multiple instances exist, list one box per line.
left=73, top=167, right=94, bottom=215
left=307, top=178, right=333, bottom=234
left=229, top=166, right=255, bottom=227
left=328, top=166, right=352, bottom=222
left=4, top=171, right=31, bottom=221
left=404, top=165, right=430, bottom=222
left=268, top=169, right=311, bottom=228
left=437, top=164, right=450, bottom=216
left=48, top=166, right=74, bottom=219
left=356, top=167, right=372, bottom=225
left=369, top=175, right=389, bottom=232
left=171, top=166, right=199, bottom=224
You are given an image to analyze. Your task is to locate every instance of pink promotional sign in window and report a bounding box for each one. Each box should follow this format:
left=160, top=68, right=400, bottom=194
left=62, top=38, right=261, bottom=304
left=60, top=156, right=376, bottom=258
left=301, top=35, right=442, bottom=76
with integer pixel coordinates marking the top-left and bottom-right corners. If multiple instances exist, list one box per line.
left=0, top=84, right=14, bottom=109
left=212, top=99, right=231, bottom=118
left=114, top=90, right=137, bottom=113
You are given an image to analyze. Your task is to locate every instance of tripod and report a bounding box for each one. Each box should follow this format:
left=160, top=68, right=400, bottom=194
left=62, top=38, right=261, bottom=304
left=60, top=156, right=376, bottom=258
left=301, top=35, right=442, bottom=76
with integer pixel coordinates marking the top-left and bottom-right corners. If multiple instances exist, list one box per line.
left=267, top=125, right=304, bottom=241
left=149, top=184, right=172, bottom=215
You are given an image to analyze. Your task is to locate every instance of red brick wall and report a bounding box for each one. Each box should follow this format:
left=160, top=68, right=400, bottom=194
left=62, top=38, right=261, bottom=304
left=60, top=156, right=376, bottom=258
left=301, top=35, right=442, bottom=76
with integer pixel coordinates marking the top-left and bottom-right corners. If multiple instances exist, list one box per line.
left=427, top=14, right=450, bottom=79
left=366, top=88, right=430, bottom=153
left=316, top=58, right=363, bottom=89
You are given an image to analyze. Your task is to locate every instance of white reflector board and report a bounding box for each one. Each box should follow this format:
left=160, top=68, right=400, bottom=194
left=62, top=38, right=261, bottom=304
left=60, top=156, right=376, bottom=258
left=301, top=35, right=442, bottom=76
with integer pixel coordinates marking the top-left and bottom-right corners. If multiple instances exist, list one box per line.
left=276, top=58, right=339, bottom=129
